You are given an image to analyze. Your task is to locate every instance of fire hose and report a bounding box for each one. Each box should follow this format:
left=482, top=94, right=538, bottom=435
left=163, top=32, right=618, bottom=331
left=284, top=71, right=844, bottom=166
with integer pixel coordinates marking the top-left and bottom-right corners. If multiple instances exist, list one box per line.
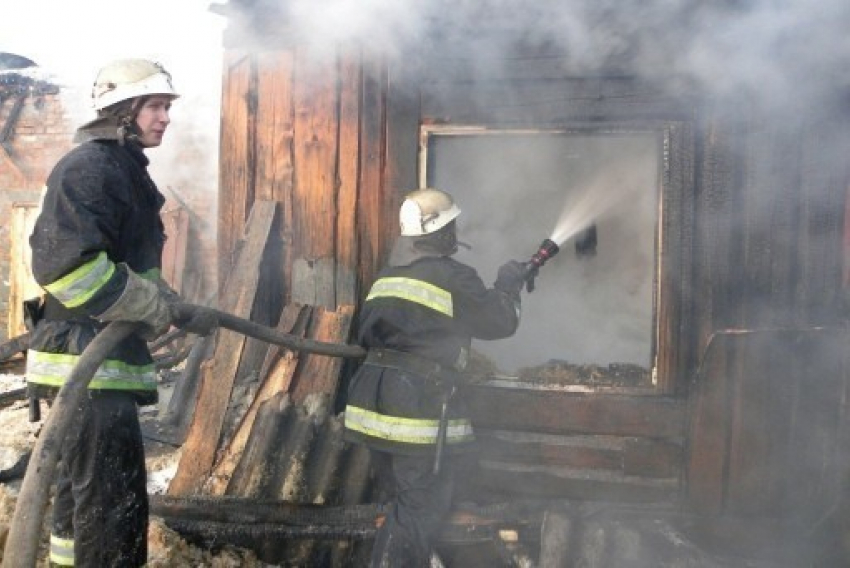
left=2, top=303, right=366, bottom=568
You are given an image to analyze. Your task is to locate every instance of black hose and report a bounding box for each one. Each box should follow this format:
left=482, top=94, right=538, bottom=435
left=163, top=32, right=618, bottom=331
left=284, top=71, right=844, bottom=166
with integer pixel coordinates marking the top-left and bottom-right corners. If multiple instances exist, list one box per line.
left=0, top=332, right=30, bottom=362
left=173, top=303, right=366, bottom=359
left=2, top=321, right=140, bottom=568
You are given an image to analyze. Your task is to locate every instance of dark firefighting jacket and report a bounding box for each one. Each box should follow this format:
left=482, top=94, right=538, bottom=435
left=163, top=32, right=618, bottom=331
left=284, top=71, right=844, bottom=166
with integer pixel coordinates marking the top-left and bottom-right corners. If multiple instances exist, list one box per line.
left=344, top=255, right=520, bottom=455
left=26, top=139, right=166, bottom=405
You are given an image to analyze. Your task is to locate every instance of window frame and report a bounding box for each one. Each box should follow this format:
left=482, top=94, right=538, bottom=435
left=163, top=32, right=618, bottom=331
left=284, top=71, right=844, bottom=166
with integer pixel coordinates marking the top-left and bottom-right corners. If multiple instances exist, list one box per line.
left=418, top=121, right=695, bottom=395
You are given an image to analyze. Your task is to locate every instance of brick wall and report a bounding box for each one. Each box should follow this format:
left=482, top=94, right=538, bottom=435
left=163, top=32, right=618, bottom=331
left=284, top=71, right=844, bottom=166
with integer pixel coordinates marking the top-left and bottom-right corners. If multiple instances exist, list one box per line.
left=0, top=84, right=75, bottom=340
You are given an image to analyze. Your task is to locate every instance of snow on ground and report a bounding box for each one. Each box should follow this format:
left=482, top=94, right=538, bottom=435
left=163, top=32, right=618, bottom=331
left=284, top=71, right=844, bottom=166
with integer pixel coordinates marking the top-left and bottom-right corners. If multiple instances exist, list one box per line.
left=0, top=368, right=269, bottom=566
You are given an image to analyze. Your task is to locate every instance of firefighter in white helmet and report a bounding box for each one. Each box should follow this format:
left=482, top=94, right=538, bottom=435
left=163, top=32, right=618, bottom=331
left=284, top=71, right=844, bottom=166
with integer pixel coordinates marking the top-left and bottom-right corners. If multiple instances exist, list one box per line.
left=344, top=188, right=527, bottom=566
left=26, top=58, right=215, bottom=567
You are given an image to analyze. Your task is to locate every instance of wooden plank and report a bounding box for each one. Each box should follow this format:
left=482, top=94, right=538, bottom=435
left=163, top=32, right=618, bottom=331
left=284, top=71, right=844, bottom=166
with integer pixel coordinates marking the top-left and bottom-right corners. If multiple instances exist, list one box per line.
left=474, top=461, right=679, bottom=503
left=727, top=334, right=776, bottom=516
left=656, top=121, right=695, bottom=394
left=336, top=47, right=362, bottom=306
left=475, top=430, right=681, bottom=480
left=217, top=51, right=256, bottom=295
left=160, top=206, right=190, bottom=294
left=169, top=201, right=277, bottom=495
left=623, top=438, right=682, bottom=479
left=255, top=50, right=295, bottom=205
left=291, top=257, right=336, bottom=307
left=205, top=304, right=311, bottom=495
left=384, top=57, right=420, bottom=234
left=420, top=79, right=691, bottom=125
left=291, top=45, right=339, bottom=308
left=685, top=333, right=732, bottom=515
left=289, top=304, right=354, bottom=404
left=467, top=383, right=686, bottom=439
left=226, top=393, right=291, bottom=498
left=255, top=50, right=295, bottom=308
left=475, top=430, right=624, bottom=471
left=357, top=58, right=387, bottom=289
left=7, top=203, right=41, bottom=338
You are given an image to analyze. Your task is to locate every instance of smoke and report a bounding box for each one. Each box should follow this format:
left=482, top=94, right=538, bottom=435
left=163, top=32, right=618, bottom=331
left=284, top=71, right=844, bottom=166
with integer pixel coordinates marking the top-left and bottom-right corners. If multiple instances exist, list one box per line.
left=0, top=0, right=226, bottom=197
left=234, top=0, right=850, bottom=115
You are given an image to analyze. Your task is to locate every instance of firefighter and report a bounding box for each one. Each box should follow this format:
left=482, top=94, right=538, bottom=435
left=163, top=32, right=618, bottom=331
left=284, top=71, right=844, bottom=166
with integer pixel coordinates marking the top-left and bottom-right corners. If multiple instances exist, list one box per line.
left=344, top=188, right=527, bottom=566
left=25, top=58, right=214, bottom=567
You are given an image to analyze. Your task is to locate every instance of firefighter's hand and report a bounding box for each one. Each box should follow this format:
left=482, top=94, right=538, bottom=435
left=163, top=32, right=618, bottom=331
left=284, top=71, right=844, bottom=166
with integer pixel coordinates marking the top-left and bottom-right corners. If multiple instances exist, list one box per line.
left=172, top=306, right=218, bottom=337
left=494, top=260, right=527, bottom=295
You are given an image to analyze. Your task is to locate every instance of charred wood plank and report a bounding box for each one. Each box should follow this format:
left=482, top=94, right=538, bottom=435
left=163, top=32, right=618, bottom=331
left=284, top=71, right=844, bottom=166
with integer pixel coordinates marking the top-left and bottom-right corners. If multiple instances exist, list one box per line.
left=150, top=494, right=380, bottom=525
left=255, top=51, right=295, bottom=312
left=357, top=58, right=388, bottom=286
left=161, top=334, right=214, bottom=442
left=217, top=51, right=256, bottom=296
left=289, top=305, right=354, bottom=404
left=467, top=383, right=686, bottom=439
left=336, top=47, right=361, bottom=306
left=473, top=460, right=679, bottom=503
left=623, top=438, right=682, bottom=479
left=161, top=206, right=190, bottom=294
left=474, top=429, right=683, bottom=481
left=169, top=201, right=277, bottom=495
left=305, top=415, right=347, bottom=505
left=227, top=392, right=291, bottom=497
left=290, top=45, right=338, bottom=308
left=206, top=304, right=310, bottom=494
left=268, top=396, right=326, bottom=501
left=475, top=430, right=623, bottom=470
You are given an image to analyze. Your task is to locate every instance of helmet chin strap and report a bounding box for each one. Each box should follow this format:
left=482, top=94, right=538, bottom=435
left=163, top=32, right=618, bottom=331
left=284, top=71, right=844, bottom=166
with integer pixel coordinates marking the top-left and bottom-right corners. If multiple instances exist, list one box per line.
left=116, top=97, right=145, bottom=146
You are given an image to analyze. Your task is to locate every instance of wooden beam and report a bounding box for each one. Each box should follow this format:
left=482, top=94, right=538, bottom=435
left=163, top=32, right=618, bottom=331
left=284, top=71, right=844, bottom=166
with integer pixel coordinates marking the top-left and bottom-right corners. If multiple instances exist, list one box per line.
left=336, top=46, right=362, bottom=306
left=160, top=206, right=190, bottom=294
left=467, top=383, right=686, bottom=439
left=290, top=45, right=339, bottom=308
left=217, top=51, right=257, bottom=295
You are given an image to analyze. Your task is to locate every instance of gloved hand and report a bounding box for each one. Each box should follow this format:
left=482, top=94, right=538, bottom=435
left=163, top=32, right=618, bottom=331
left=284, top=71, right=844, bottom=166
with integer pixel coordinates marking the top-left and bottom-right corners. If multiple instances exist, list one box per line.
left=172, top=306, right=219, bottom=336
left=156, top=280, right=218, bottom=336
left=494, top=260, right=527, bottom=295
left=96, top=267, right=175, bottom=340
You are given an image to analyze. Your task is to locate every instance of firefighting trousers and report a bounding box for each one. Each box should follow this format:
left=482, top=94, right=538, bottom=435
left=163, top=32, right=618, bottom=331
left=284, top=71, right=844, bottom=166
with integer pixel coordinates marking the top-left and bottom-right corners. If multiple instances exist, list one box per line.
left=370, top=452, right=454, bottom=568
left=50, top=391, right=148, bottom=567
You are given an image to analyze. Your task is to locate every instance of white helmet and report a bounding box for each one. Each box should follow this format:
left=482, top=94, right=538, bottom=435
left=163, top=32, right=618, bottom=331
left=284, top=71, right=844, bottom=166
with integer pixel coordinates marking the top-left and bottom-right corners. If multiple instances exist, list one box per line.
left=399, top=188, right=461, bottom=236
left=92, top=58, right=179, bottom=111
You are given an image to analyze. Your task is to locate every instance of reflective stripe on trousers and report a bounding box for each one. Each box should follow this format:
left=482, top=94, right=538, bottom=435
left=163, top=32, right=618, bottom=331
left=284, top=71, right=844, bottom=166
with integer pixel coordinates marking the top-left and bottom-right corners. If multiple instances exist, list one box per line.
left=26, top=350, right=157, bottom=391
left=50, top=534, right=75, bottom=566
left=345, top=405, right=473, bottom=445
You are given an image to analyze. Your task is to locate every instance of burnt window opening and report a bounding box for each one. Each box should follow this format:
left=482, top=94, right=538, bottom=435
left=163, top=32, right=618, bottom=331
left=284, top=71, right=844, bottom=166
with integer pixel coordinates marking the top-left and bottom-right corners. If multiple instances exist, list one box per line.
left=421, top=126, right=687, bottom=393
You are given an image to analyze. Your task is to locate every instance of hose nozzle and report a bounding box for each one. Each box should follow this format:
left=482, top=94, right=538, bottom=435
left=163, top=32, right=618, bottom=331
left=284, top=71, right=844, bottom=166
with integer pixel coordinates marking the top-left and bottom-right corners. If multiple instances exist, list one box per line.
left=524, top=238, right=560, bottom=292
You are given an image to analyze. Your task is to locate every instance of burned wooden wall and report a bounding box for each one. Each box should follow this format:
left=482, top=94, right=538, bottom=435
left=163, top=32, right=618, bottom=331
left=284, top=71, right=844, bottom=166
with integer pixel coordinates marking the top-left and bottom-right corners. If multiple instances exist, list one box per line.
left=208, top=1, right=850, bottom=532
left=686, top=108, right=850, bottom=521
left=216, top=45, right=413, bottom=317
